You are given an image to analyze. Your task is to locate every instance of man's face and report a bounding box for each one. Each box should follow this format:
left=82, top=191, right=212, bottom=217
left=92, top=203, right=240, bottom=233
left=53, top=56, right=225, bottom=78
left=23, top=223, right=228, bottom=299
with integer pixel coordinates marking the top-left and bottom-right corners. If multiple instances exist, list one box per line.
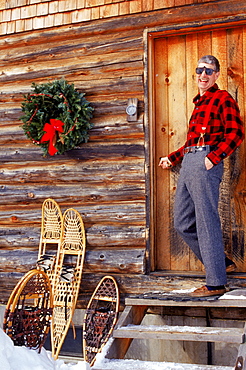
left=196, top=62, right=220, bottom=95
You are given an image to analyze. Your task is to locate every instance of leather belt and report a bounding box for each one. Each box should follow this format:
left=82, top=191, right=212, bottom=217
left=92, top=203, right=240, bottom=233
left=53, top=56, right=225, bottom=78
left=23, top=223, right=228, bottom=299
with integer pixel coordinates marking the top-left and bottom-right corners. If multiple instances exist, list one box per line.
left=184, top=145, right=216, bottom=154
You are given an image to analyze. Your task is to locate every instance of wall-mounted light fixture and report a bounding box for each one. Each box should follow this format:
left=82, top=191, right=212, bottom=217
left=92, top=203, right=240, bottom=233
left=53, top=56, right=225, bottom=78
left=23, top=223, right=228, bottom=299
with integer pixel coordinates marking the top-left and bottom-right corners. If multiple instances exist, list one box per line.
left=126, top=98, right=138, bottom=122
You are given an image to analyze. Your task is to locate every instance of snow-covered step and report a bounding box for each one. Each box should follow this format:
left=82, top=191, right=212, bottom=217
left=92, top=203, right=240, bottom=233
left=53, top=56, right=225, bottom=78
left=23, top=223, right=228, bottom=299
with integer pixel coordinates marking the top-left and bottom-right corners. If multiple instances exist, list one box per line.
left=104, top=303, right=246, bottom=368
left=113, top=324, right=244, bottom=343
left=93, top=358, right=234, bottom=370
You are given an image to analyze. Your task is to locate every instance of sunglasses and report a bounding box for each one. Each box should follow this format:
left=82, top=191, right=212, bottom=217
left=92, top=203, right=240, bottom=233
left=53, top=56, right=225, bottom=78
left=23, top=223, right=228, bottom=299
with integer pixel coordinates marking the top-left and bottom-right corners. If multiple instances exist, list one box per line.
left=195, top=67, right=216, bottom=75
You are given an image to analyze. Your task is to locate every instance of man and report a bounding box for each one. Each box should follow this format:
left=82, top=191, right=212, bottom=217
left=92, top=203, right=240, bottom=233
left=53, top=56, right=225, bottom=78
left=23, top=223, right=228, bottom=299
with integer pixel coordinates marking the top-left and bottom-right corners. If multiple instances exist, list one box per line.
left=159, top=55, right=245, bottom=297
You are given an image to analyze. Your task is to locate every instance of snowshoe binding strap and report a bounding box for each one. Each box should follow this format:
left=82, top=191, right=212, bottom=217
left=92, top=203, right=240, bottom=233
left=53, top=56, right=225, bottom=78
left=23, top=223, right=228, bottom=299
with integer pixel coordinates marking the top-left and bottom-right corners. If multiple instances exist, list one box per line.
left=37, top=254, right=55, bottom=271
left=60, top=266, right=75, bottom=282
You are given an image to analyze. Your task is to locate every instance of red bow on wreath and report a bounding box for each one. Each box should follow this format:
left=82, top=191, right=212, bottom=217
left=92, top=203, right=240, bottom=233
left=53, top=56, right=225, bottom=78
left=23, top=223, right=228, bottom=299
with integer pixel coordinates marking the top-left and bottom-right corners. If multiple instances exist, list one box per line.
left=41, top=119, right=64, bottom=155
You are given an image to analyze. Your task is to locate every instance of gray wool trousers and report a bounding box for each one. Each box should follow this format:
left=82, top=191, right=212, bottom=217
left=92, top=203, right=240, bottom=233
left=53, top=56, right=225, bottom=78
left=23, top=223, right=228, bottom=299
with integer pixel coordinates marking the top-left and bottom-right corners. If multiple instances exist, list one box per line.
left=174, top=147, right=227, bottom=286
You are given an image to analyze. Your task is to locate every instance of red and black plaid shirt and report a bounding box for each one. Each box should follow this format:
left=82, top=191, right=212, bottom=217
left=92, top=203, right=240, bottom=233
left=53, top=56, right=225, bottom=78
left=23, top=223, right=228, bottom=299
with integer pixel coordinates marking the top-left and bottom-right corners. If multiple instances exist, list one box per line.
left=168, top=84, right=245, bottom=166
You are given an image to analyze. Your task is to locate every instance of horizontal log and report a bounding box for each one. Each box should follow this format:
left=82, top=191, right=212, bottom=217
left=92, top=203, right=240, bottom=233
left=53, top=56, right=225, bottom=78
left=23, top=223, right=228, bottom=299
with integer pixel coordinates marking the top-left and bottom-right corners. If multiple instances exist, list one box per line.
left=0, top=249, right=145, bottom=305
left=0, top=141, right=145, bottom=162
left=1, top=272, right=246, bottom=309
left=89, top=122, right=144, bottom=142
left=0, top=224, right=146, bottom=248
left=0, top=271, right=146, bottom=306
left=0, top=273, right=22, bottom=305
left=68, top=75, right=144, bottom=96
left=86, top=224, right=146, bottom=247
left=0, top=181, right=145, bottom=205
left=0, top=248, right=146, bottom=275
left=0, top=201, right=146, bottom=224
left=0, top=29, right=143, bottom=65
left=0, top=107, right=21, bottom=121
left=0, top=119, right=145, bottom=147
left=81, top=98, right=144, bottom=116
left=88, top=113, right=143, bottom=130
left=0, top=159, right=145, bottom=184
left=0, top=50, right=143, bottom=84
left=0, top=93, right=145, bottom=109
left=0, top=74, right=144, bottom=97
left=84, top=248, right=145, bottom=273
left=68, top=60, right=144, bottom=83
left=0, top=101, right=144, bottom=125
left=0, top=95, right=144, bottom=117
left=78, top=273, right=246, bottom=307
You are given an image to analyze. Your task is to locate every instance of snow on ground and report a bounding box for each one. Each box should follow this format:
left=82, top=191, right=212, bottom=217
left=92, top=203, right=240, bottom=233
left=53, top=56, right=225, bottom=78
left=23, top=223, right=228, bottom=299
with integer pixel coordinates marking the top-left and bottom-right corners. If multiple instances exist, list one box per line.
left=93, top=358, right=233, bottom=369
left=0, top=328, right=89, bottom=370
left=144, top=288, right=196, bottom=295
left=93, top=339, right=185, bottom=369
left=94, top=358, right=195, bottom=369
left=169, top=288, right=196, bottom=294
left=92, top=340, right=233, bottom=369
left=219, top=289, right=246, bottom=299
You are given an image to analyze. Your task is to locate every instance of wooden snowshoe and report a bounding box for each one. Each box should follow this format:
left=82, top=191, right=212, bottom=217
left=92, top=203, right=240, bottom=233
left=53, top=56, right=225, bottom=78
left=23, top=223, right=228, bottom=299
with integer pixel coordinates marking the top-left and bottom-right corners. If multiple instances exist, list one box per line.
left=83, top=275, right=119, bottom=366
left=36, top=198, right=63, bottom=288
left=51, top=208, right=86, bottom=359
left=3, top=269, right=53, bottom=352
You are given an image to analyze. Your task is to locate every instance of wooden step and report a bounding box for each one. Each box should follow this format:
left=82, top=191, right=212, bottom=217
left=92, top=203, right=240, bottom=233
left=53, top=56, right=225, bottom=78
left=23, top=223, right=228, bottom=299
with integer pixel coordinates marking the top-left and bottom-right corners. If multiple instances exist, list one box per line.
left=113, top=324, right=244, bottom=343
left=93, top=359, right=234, bottom=369
left=125, top=296, right=246, bottom=308
left=105, top=303, right=246, bottom=368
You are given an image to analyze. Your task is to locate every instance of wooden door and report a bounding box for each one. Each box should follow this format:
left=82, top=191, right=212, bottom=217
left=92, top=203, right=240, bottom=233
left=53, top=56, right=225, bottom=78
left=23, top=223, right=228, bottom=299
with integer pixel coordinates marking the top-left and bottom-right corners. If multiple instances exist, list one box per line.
left=151, top=26, right=246, bottom=272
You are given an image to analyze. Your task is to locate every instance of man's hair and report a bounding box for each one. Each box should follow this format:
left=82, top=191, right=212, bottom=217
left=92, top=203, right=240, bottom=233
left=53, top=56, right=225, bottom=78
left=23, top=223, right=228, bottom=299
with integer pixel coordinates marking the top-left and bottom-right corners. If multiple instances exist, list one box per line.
left=198, top=55, right=220, bottom=72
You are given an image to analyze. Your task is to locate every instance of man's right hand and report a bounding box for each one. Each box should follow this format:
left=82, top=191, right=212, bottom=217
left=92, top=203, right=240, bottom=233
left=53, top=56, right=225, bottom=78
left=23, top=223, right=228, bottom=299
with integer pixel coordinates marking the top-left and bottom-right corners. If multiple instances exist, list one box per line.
left=158, top=157, right=172, bottom=169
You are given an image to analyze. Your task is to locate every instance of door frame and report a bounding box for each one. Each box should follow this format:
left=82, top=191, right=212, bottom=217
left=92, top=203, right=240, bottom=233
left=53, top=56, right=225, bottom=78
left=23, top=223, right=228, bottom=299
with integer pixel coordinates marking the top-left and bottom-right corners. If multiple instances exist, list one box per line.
left=144, top=16, right=246, bottom=273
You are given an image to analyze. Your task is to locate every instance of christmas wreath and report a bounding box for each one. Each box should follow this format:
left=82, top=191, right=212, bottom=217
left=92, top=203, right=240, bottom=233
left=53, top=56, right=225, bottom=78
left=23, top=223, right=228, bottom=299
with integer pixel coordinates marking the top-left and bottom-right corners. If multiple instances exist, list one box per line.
left=20, top=79, right=94, bottom=156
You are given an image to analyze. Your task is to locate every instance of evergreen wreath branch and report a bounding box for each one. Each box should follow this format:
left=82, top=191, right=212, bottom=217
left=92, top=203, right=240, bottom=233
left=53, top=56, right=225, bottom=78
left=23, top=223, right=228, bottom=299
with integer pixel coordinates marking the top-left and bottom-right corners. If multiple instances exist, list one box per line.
left=20, top=79, right=94, bottom=156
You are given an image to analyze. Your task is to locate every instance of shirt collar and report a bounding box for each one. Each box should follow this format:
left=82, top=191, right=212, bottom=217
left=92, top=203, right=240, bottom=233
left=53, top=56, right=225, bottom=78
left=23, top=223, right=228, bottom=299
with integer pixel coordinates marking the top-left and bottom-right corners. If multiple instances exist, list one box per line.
left=193, top=83, right=219, bottom=103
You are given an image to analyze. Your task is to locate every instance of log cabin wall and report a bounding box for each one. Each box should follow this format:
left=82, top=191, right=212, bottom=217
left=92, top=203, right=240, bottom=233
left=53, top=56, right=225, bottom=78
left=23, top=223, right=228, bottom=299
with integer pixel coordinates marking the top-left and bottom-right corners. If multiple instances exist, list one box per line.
left=0, top=0, right=246, bottom=307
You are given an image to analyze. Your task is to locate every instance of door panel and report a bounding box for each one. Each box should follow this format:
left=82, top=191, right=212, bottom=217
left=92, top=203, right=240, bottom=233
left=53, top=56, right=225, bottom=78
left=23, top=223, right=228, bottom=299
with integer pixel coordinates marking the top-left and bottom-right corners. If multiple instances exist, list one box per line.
left=152, top=26, right=246, bottom=272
